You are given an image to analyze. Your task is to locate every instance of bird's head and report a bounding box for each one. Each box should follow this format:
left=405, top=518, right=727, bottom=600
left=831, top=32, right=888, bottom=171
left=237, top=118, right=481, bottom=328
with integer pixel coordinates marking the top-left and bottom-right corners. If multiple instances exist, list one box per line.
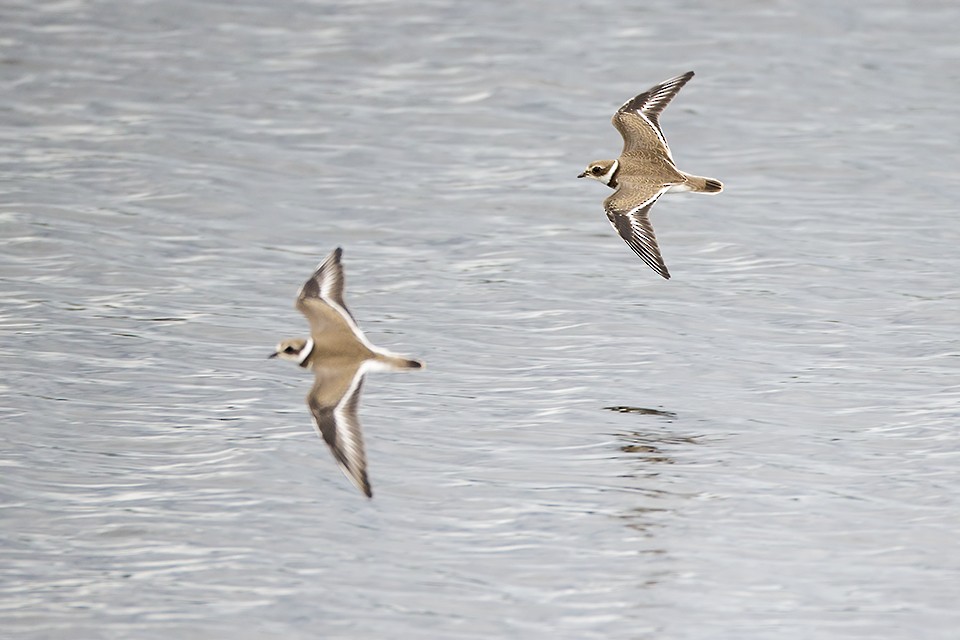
left=269, top=337, right=313, bottom=365
left=577, top=159, right=618, bottom=185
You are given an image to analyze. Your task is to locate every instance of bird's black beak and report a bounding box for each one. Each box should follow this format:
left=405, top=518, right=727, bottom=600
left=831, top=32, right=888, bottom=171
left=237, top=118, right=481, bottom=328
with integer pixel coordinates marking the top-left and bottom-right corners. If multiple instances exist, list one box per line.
left=268, top=351, right=278, bottom=359
left=577, top=172, right=586, bottom=178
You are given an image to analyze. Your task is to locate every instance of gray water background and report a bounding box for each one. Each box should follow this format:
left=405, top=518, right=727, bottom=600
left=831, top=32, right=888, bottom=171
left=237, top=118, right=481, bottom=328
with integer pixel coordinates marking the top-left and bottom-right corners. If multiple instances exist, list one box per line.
left=1, top=0, right=958, bottom=638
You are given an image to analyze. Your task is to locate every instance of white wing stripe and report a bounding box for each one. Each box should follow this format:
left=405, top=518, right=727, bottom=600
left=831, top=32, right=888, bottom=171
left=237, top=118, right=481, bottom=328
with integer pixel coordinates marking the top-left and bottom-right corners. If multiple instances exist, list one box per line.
left=636, top=111, right=672, bottom=160
left=333, top=369, right=366, bottom=483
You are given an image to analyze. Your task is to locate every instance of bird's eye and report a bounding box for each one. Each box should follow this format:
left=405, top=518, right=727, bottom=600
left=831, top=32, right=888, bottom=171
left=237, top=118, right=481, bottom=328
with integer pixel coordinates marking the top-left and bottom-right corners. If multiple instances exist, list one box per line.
left=284, top=346, right=297, bottom=354
left=591, top=166, right=604, bottom=175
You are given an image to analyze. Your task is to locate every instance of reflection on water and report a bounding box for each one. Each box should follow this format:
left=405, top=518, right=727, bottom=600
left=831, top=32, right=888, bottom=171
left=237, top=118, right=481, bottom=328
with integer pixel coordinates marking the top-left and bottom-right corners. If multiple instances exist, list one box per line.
left=617, top=431, right=699, bottom=459
left=605, top=405, right=678, bottom=419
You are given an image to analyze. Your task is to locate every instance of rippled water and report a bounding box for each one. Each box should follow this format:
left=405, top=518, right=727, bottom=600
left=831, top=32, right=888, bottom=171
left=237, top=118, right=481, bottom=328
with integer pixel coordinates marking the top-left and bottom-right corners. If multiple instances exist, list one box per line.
left=2, top=1, right=958, bottom=638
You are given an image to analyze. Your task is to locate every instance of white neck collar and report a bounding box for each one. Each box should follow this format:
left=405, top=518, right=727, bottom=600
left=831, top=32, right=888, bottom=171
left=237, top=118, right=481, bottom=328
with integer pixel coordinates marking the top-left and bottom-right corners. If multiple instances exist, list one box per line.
left=297, top=338, right=315, bottom=365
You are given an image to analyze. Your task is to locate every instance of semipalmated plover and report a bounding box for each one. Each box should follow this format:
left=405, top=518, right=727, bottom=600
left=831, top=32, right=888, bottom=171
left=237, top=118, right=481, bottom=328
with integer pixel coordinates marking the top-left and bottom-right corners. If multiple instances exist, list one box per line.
left=270, top=248, right=422, bottom=498
left=578, top=71, right=723, bottom=279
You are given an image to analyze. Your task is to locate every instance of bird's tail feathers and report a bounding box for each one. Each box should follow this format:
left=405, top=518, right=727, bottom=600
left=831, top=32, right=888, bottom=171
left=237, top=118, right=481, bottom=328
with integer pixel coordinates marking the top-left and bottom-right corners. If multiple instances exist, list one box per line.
left=684, top=174, right=724, bottom=194
left=372, top=352, right=424, bottom=371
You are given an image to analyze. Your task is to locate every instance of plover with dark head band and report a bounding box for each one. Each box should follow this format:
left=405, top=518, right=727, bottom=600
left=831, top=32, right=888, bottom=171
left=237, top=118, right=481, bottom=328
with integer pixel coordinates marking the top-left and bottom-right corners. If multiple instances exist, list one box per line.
left=579, top=71, right=723, bottom=279
left=271, top=248, right=422, bottom=498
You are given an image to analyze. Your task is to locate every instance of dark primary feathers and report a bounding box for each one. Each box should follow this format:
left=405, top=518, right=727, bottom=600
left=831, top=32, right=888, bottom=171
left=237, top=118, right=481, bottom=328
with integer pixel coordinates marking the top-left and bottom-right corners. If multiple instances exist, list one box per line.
left=296, top=247, right=366, bottom=343
left=604, top=189, right=671, bottom=279
left=308, top=367, right=372, bottom=498
left=298, top=247, right=357, bottom=323
left=613, top=71, right=694, bottom=157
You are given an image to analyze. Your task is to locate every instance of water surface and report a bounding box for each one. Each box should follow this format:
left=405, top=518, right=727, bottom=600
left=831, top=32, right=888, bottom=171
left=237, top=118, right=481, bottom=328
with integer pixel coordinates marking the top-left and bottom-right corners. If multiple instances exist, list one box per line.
left=1, top=1, right=958, bottom=638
